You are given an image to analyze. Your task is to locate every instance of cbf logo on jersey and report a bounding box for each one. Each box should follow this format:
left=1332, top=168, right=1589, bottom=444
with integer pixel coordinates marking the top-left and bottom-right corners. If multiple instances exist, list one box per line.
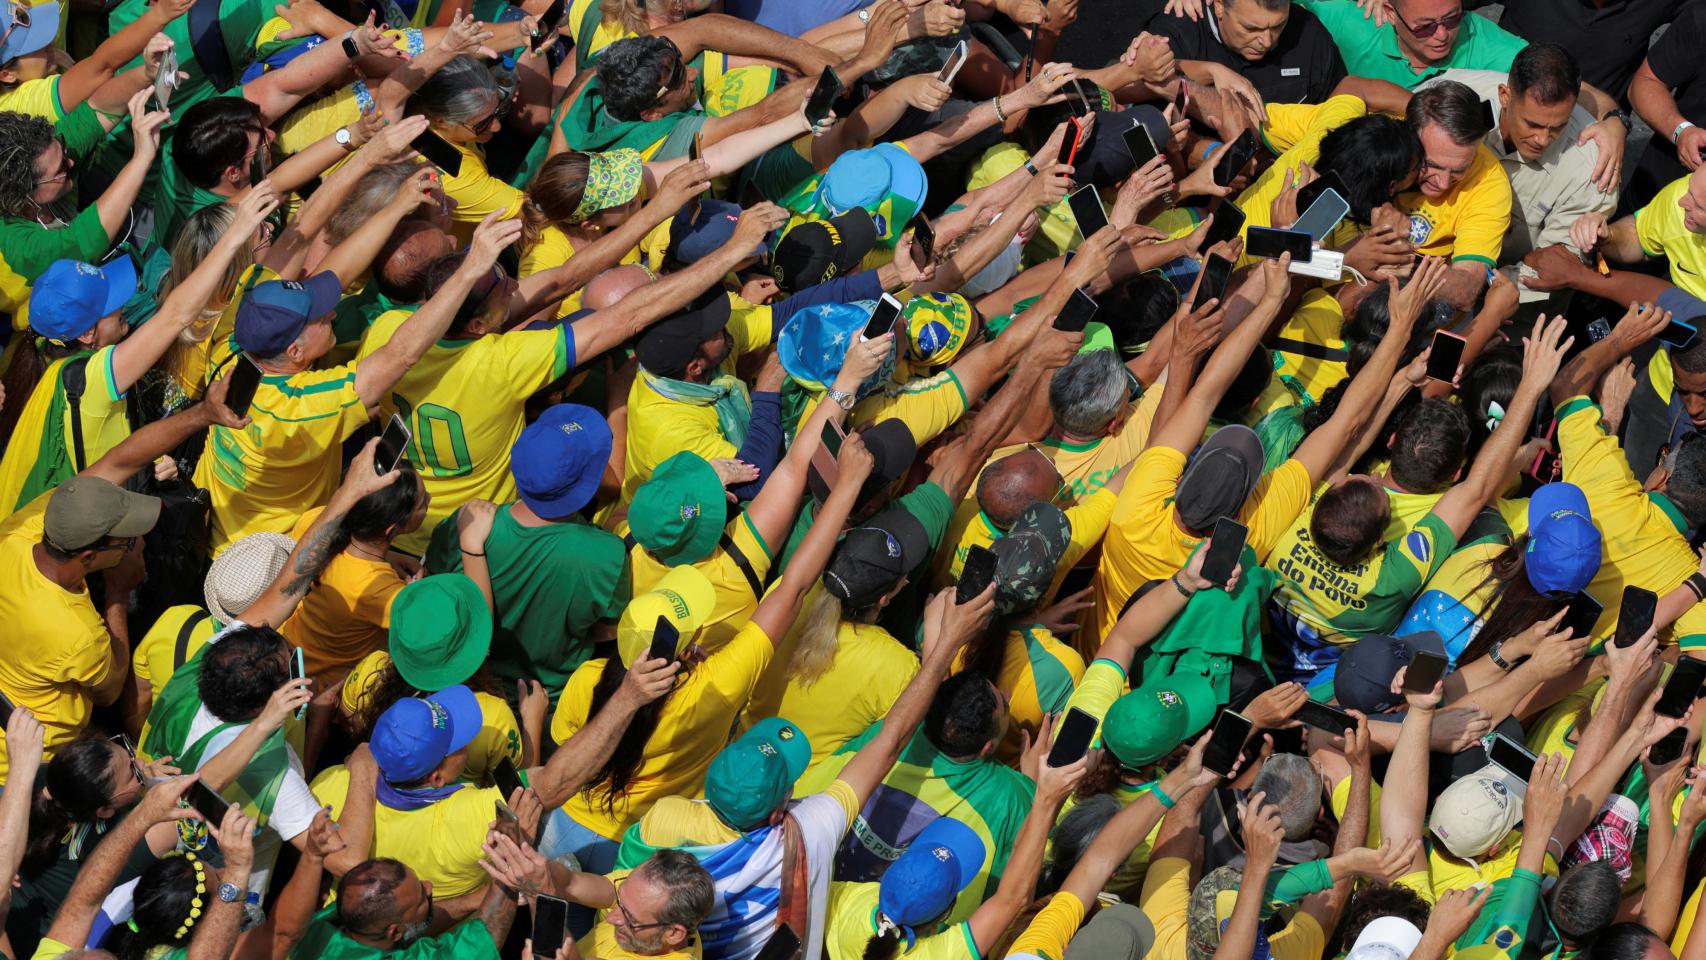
left=1409, top=214, right=1434, bottom=246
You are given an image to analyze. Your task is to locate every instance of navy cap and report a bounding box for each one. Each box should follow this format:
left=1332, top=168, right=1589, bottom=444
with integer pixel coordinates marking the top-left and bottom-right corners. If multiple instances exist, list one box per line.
left=666, top=199, right=765, bottom=266
left=29, top=256, right=137, bottom=343
left=511, top=404, right=612, bottom=520
left=234, top=272, right=343, bottom=356
left=1074, top=106, right=1171, bottom=187
left=370, top=684, right=482, bottom=783
left=634, top=288, right=731, bottom=376
left=1335, top=630, right=1446, bottom=713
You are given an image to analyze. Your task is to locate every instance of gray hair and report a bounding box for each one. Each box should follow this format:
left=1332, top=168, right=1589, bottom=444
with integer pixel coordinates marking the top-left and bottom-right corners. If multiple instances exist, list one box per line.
left=638, top=850, right=715, bottom=930
left=1049, top=350, right=1130, bottom=437
left=408, top=54, right=499, bottom=127
left=327, top=162, right=420, bottom=246
left=1250, top=753, right=1322, bottom=842
left=1042, top=793, right=1121, bottom=892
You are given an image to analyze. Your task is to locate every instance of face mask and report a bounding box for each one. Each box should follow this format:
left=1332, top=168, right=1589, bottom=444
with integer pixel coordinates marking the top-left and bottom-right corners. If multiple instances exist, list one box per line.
left=959, top=236, right=1024, bottom=299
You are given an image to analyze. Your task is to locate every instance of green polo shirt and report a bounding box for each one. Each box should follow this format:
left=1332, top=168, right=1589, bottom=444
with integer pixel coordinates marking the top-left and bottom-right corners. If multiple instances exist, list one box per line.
left=1298, top=0, right=1528, bottom=88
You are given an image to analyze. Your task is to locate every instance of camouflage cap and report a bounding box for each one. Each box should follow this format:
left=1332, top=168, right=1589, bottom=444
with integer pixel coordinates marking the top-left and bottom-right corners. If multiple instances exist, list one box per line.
left=991, top=501, right=1072, bottom=615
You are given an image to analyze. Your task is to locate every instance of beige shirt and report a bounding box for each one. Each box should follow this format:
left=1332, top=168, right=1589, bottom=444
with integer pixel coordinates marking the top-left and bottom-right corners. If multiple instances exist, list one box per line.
left=1422, top=69, right=1616, bottom=300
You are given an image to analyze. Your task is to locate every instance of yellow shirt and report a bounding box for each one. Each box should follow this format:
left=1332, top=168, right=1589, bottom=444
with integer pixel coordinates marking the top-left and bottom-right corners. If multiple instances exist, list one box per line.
left=933, top=487, right=1116, bottom=606
left=1395, top=145, right=1512, bottom=267
left=628, top=511, right=774, bottom=652
left=0, top=75, right=60, bottom=120
left=0, top=346, right=130, bottom=516
left=966, top=141, right=1075, bottom=264
left=1267, top=290, right=1348, bottom=411
left=982, top=385, right=1165, bottom=507
left=1007, top=892, right=1086, bottom=960
left=825, top=881, right=979, bottom=960
left=194, top=363, right=368, bottom=556
left=1233, top=95, right=1369, bottom=247
left=516, top=219, right=671, bottom=318
left=356, top=312, right=572, bottom=555
left=279, top=506, right=402, bottom=679
left=0, top=492, right=114, bottom=783
left=550, top=620, right=776, bottom=840
left=791, top=370, right=972, bottom=453
left=131, top=605, right=217, bottom=697
left=1091, top=447, right=1311, bottom=640
left=578, top=870, right=703, bottom=960
left=276, top=82, right=363, bottom=157
left=311, top=763, right=501, bottom=898
left=1637, top=176, right=1706, bottom=300
left=341, top=651, right=523, bottom=782
left=752, top=620, right=918, bottom=774
left=440, top=144, right=525, bottom=244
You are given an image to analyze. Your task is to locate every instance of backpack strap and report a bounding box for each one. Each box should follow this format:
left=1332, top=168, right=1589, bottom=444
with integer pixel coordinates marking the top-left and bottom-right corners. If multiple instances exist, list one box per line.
left=61, top=356, right=92, bottom=473
left=188, top=0, right=236, bottom=92
left=1270, top=337, right=1349, bottom=363
left=718, top=532, right=762, bottom=599
left=175, top=610, right=212, bottom=668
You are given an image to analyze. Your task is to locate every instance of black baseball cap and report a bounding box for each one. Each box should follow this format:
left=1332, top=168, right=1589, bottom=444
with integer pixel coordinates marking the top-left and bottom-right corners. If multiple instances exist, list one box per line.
left=823, top=507, right=931, bottom=607
left=1175, top=425, right=1264, bottom=532
left=771, top=209, right=878, bottom=293
left=1335, top=630, right=1447, bottom=713
left=634, top=288, right=731, bottom=376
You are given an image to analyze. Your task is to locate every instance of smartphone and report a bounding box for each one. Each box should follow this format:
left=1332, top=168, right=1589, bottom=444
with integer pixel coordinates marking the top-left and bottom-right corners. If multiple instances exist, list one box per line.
left=1057, top=116, right=1084, bottom=169
left=754, top=924, right=803, bottom=960
left=1425, top=330, right=1466, bottom=384
left=649, top=615, right=680, bottom=664
left=154, top=44, right=179, bottom=111
left=1587, top=318, right=1612, bottom=343
left=1201, top=711, right=1254, bottom=776
left=1192, top=254, right=1234, bottom=312
left=1651, top=728, right=1690, bottom=766
left=1614, top=587, right=1658, bottom=649
left=1563, top=590, right=1604, bottom=641
left=807, top=418, right=844, bottom=502
left=1656, top=658, right=1706, bottom=718
left=1197, top=199, right=1246, bottom=254
left=689, top=130, right=703, bottom=163
left=1054, top=288, right=1099, bottom=333
left=865, top=293, right=903, bottom=341
left=1479, top=98, right=1497, bottom=133
left=1047, top=707, right=1099, bottom=767
left=1528, top=447, right=1560, bottom=484
left=532, top=894, right=570, bottom=960
left=186, top=781, right=232, bottom=824
left=289, top=646, right=308, bottom=719
left=1174, top=79, right=1188, bottom=116
left=376, top=413, right=411, bottom=474
left=1659, top=316, right=1698, bottom=350
left=411, top=129, right=464, bottom=177
left=1067, top=185, right=1109, bottom=237
left=1123, top=122, right=1159, bottom=169
left=531, top=0, right=565, bottom=50
left=1200, top=517, right=1247, bottom=587
left=910, top=215, right=935, bottom=269
left=957, top=545, right=998, bottom=604
left=804, top=66, right=841, bottom=127
left=1212, top=130, right=1258, bottom=188
left=938, top=39, right=968, bottom=85
left=223, top=354, right=263, bottom=419
left=1291, top=189, right=1350, bottom=243
left=1294, top=700, right=1355, bottom=735
left=821, top=419, right=845, bottom=458
left=1245, top=226, right=1312, bottom=261
left=1484, top=731, right=1536, bottom=782
left=494, top=756, right=525, bottom=800
left=1067, top=78, right=1095, bottom=117
left=1294, top=171, right=1346, bottom=216
left=1402, top=650, right=1449, bottom=693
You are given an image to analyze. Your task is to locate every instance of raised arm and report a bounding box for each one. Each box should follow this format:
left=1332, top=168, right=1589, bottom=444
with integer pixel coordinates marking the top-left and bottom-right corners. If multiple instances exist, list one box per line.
left=92, top=88, right=171, bottom=243
left=1550, top=299, right=1670, bottom=406
left=58, top=0, right=191, bottom=111
left=1091, top=547, right=1231, bottom=672
left=244, top=17, right=402, bottom=124
left=526, top=657, right=677, bottom=808
left=1380, top=674, right=1441, bottom=875
left=186, top=806, right=257, bottom=960
left=653, top=12, right=833, bottom=75
left=266, top=115, right=430, bottom=276
left=313, top=165, right=441, bottom=287
left=82, top=374, right=252, bottom=485
left=966, top=751, right=1087, bottom=954
left=749, top=431, right=875, bottom=640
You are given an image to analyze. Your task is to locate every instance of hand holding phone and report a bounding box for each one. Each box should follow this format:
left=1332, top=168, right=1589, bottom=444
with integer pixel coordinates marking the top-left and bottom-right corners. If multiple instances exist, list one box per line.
left=1614, top=587, right=1657, bottom=649
left=1199, top=517, right=1246, bottom=587
left=1424, top=330, right=1466, bottom=384
left=532, top=895, right=570, bottom=960
left=1192, top=254, right=1234, bottom=312
left=1047, top=708, right=1099, bottom=767
left=222, top=355, right=264, bottom=419
left=865, top=294, right=903, bottom=342
left=804, top=67, right=841, bottom=127
left=649, top=615, right=680, bottom=664
left=1053, top=288, right=1099, bottom=333
left=957, top=546, right=997, bottom=604
left=376, top=414, right=411, bottom=474
left=1201, top=711, right=1254, bottom=776
left=1401, top=651, right=1449, bottom=693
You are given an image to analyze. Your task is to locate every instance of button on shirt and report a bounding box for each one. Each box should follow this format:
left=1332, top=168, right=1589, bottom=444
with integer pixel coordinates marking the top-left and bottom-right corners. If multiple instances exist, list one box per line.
left=1298, top=0, right=1528, bottom=88
left=1145, top=4, right=1347, bottom=104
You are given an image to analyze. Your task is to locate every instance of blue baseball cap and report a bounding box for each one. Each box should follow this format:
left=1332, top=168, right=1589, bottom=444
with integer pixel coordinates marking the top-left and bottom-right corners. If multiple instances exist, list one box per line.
left=29, top=256, right=137, bottom=343
left=666, top=199, right=766, bottom=266
left=370, top=684, right=482, bottom=783
left=0, top=2, right=60, bottom=64
left=814, top=144, right=926, bottom=243
left=511, top=404, right=611, bottom=520
left=1335, top=630, right=1447, bottom=713
left=1526, top=482, right=1601, bottom=597
left=234, top=272, right=343, bottom=356
left=878, top=817, right=986, bottom=929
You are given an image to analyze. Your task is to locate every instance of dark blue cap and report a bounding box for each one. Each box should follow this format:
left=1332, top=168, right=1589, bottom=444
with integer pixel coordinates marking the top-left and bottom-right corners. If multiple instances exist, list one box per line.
left=234, top=272, right=343, bottom=356
left=667, top=199, right=766, bottom=266
left=1335, top=630, right=1446, bottom=713
left=29, top=256, right=137, bottom=343
left=510, top=404, right=612, bottom=520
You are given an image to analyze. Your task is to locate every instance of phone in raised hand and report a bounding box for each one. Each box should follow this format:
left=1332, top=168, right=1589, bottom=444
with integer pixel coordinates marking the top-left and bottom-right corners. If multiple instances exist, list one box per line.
left=1201, top=710, right=1253, bottom=776
left=1484, top=732, right=1536, bottom=782
left=1196, top=198, right=1245, bottom=254
left=1199, top=517, right=1246, bottom=587
left=938, top=40, right=969, bottom=85
left=532, top=894, right=570, bottom=959
left=154, top=45, right=179, bottom=111
left=956, top=546, right=997, bottom=604
left=1401, top=651, right=1449, bottom=693
left=804, top=66, right=841, bottom=127
left=1656, top=658, right=1706, bottom=718
left=1047, top=707, right=1098, bottom=767
left=223, top=355, right=264, bottom=419
left=1212, top=130, right=1258, bottom=188
left=1424, top=330, right=1466, bottom=384
left=1613, top=586, right=1657, bottom=649
left=1245, top=226, right=1312, bottom=261
left=1192, top=254, right=1233, bottom=312
left=411, top=129, right=464, bottom=177
left=1067, top=185, right=1109, bottom=237
left=648, top=615, right=680, bottom=664
left=375, top=413, right=411, bottom=474
left=865, top=294, right=903, bottom=341
left=1123, top=122, right=1159, bottom=168
left=1053, top=288, right=1098, bottom=333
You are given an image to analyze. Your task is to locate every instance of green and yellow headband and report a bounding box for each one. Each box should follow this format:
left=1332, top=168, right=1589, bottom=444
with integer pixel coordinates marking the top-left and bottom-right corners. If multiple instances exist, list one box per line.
left=570, top=148, right=644, bottom=224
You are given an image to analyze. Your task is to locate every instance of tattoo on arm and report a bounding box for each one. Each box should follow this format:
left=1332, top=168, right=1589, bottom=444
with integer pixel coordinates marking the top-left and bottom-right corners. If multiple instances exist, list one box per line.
left=282, top=523, right=343, bottom=597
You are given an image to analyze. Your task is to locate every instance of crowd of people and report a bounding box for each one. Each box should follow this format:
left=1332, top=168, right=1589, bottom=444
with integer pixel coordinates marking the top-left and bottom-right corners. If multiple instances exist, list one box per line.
left=12, top=0, right=1706, bottom=957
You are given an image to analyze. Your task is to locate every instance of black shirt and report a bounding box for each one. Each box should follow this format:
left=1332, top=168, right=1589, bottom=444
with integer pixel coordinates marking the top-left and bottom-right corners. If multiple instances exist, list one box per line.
left=1145, top=3, right=1347, bottom=105
left=1497, top=0, right=1685, bottom=102
left=1643, top=1, right=1706, bottom=164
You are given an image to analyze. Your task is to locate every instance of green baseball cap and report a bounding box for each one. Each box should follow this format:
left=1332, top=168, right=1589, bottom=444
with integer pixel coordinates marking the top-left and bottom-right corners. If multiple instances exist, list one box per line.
left=705, top=717, right=812, bottom=830
left=388, top=574, right=492, bottom=691
left=630, top=452, right=725, bottom=566
left=1101, top=669, right=1218, bottom=768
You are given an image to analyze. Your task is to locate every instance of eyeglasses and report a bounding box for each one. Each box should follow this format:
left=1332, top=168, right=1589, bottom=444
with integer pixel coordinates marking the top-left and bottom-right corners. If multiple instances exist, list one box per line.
left=614, top=892, right=676, bottom=933
left=109, top=733, right=146, bottom=786
left=653, top=53, right=686, bottom=107
left=1391, top=5, right=1462, bottom=38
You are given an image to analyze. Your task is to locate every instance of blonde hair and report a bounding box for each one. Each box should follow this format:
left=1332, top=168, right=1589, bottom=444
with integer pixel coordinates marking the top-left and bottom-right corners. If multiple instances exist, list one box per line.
left=779, top=581, right=846, bottom=687
left=161, top=203, right=255, bottom=393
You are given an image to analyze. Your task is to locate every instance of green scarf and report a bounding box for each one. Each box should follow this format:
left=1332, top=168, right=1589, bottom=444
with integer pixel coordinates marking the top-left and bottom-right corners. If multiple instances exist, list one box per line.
left=14, top=353, right=93, bottom=511
left=561, top=73, right=696, bottom=155
left=640, top=368, right=752, bottom=446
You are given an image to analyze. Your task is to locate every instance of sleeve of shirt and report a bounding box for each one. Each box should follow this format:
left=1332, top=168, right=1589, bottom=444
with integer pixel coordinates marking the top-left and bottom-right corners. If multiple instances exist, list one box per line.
left=549, top=662, right=598, bottom=745
left=1453, top=869, right=1543, bottom=958
left=857, top=370, right=969, bottom=446
left=1450, top=152, right=1512, bottom=266
left=729, top=392, right=784, bottom=501
left=1543, top=141, right=1616, bottom=255
left=703, top=620, right=776, bottom=705
left=0, top=203, right=114, bottom=281
left=84, top=343, right=124, bottom=405
left=266, top=764, right=322, bottom=841
left=1269, top=912, right=1326, bottom=960
left=1637, top=180, right=1684, bottom=258
left=1264, top=858, right=1333, bottom=910
left=1672, top=597, right=1706, bottom=652
left=1062, top=488, right=1117, bottom=570
left=445, top=162, right=525, bottom=225
left=1006, top=893, right=1088, bottom=960
left=900, top=481, right=955, bottom=549
left=772, top=269, right=886, bottom=319
left=1245, top=459, right=1312, bottom=560
left=727, top=299, right=774, bottom=356
left=1648, top=5, right=1706, bottom=87
left=501, top=326, right=573, bottom=396
left=1555, top=396, right=1649, bottom=521
left=56, top=102, right=106, bottom=158
left=1111, top=446, right=1188, bottom=525
left=1065, top=659, right=1127, bottom=720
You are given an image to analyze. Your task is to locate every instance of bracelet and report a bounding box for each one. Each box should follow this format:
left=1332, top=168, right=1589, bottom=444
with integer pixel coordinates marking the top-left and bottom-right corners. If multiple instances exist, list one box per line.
left=1686, top=572, right=1706, bottom=601
left=1170, top=573, right=1193, bottom=598
left=461, top=547, right=486, bottom=557
left=1151, top=782, right=1176, bottom=809
left=1023, top=159, right=1039, bottom=176
left=992, top=94, right=1007, bottom=123
left=1676, top=120, right=1696, bottom=145
left=1488, top=639, right=1513, bottom=670
left=1200, top=140, right=1222, bottom=163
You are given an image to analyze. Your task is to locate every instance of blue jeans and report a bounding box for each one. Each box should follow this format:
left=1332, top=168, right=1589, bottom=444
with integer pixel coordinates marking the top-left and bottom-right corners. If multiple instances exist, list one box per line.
left=538, top=809, right=620, bottom=937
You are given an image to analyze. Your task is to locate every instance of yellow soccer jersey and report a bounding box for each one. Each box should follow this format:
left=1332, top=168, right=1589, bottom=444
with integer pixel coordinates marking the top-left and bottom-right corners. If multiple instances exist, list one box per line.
left=1637, top=176, right=1706, bottom=300
left=1396, top=144, right=1512, bottom=267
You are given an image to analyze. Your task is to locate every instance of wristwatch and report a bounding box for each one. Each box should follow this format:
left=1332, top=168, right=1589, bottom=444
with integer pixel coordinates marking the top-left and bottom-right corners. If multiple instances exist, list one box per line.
left=334, top=126, right=355, bottom=150
left=827, top=388, right=856, bottom=410
left=341, top=31, right=361, bottom=59
left=1487, top=639, right=1513, bottom=670
left=1600, top=108, right=1632, bottom=131
left=857, top=6, right=871, bottom=22
left=217, top=882, right=242, bottom=904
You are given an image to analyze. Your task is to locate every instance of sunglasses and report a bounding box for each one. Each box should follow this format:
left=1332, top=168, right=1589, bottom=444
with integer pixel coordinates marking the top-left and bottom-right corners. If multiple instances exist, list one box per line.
left=1392, top=6, right=1462, bottom=38
left=109, top=733, right=146, bottom=786
left=653, top=53, right=686, bottom=107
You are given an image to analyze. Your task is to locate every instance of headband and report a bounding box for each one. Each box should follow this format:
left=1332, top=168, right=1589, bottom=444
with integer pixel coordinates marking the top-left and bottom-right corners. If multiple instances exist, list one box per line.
left=569, top=148, right=644, bottom=224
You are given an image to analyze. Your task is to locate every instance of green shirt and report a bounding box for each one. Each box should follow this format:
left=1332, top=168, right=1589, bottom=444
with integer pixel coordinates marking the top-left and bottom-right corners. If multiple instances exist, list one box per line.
left=425, top=503, right=629, bottom=701
left=152, top=109, right=242, bottom=246
left=0, top=105, right=119, bottom=317
left=1298, top=0, right=1528, bottom=88
left=107, top=0, right=271, bottom=110
left=290, top=906, right=502, bottom=960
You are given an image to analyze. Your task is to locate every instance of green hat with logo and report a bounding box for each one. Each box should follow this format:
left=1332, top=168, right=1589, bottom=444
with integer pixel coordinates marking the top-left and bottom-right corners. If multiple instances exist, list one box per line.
left=630, top=452, right=725, bottom=566
left=705, top=717, right=812, bottom=830
left=389, top=574, right=492, bottom=691
left=1101, top=669, right=1218, bottom=768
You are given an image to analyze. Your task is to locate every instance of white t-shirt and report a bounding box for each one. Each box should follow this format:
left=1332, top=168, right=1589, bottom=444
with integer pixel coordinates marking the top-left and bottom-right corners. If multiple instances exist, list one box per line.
left=184, top=704, right=319, bottom=842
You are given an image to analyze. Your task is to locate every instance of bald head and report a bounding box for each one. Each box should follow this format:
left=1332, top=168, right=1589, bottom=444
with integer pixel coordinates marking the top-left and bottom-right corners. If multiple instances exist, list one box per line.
left=975, top=450, right=1060, bottom=529
left=377, top=221, right=456, bottom=305
left=584, top=265, right=654, bottom=311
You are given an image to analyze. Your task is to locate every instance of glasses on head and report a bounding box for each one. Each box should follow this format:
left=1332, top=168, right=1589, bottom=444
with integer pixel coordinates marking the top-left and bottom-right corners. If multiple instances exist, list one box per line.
left=0, top=4, right=29, bottom=45
left=653, top=53, right=687, bottom=107
left=1392, top=5, right=1462, bottom=38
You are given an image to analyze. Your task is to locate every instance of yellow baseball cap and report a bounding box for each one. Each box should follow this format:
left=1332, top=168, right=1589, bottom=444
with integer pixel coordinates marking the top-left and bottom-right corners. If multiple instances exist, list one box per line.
left=615, top=566, right=715, bottom=667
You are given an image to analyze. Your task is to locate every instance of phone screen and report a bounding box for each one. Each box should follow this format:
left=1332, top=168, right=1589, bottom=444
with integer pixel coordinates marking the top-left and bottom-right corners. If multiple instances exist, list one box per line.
left=155, top=45, right=179, bottom=110
left=1587, top=318, right=1612, bottom=343
left=1053, top=288, right=1099, bottom=333
left=911, top=215, right=935, bottom=269
left=1294, top=700, right=1354, bottom=735
left=804, top=66, right=841, bottom=126
left=1123, top=122, right=1159, bottom=168
left=1067, top=78, right=1094, bottom=117
left=1402, top=651, right=1449, bottom=692
left=821, top=420, right=845, bottom=458
left=1212, top=131, right=1258, bottom=188
left=865, top=295, right=903, bottom=342
left=376, top=413, right=411, bottom=474
left=1652, top=728, right=1690, bottom=765
left=957, top=546, right=997, bottom=604
left=1425, top=331, right=1466, bottom=384
left=1067, top=185, right=1109, bottom=237
left=1201, top=711, right=1253, bottom=775
left=1192, top=254, right=1234, bottom=312
left=532, top=895, right=570, bottom=959
left=1294, top=171, right=1346, bottom=216
left=1291, top=189, right=1349, bottom=243
left=532, top=0, right=566, bottom=49
left=494, top=756, right=525, bottom=800
left=1057, top=117, right=1083, bottom=168
left=649, top=615, right=680, bottom=664
left=808, top=419, right=845, bottom=503
left=1657, top=659, right=1706, bottom=718
left=1529, top=447, right=1559, bottom=484
left=1485, top=733, right=1536, bottom=781
left=1659, top=317, right=1698, bottom=350
left=1197, top=199, right=1246, bottom=254
left=754, top=924, right=803, bottom=960
left=411, top=130, right=464, bottom=177
left=1245, top=226, right=1312, bottom=261
left=1200, top=517, right=1247, bottom=587
left=187, top=782, right=232, bottom=824
left=1047, top=707, right=1099, bottom=767
left=223, top=355, right=263, bottom=418
left=1615, top=587, right=1658, bottom=649
left=1563, top=590, right=1604, bottom=641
